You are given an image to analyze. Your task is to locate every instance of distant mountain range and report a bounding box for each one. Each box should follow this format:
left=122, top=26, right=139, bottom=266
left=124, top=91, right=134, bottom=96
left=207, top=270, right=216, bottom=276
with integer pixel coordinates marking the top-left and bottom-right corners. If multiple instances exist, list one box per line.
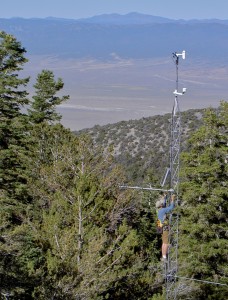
left=1, top=13, right=228, bottom=62
left=76, top=12, right=228, bottom=25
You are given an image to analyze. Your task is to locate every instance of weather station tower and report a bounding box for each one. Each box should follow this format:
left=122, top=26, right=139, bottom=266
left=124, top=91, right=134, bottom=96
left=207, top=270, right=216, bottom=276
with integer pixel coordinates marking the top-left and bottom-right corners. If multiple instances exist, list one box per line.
left=164, top=50, right=186, bottom=300
left=120, top=50, right=187, bottom=300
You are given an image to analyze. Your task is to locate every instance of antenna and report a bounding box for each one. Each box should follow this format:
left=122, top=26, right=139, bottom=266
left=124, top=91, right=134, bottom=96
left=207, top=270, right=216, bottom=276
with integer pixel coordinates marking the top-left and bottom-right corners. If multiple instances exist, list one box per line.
left=173, top=87, right=187, bottom=96
left=173, top=50, right=185, bottom=60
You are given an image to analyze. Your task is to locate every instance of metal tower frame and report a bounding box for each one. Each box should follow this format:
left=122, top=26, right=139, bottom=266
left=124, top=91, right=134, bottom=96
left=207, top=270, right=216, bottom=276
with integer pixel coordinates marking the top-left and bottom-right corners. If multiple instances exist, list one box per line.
left=165, top=51, right=186, bottom=300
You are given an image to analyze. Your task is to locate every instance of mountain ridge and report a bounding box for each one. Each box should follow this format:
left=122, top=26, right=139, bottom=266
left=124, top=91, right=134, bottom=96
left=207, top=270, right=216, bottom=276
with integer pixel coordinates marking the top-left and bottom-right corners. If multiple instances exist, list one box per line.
left=1, top=16, right=228, bottom=63
left=5, top=12, right=228, bottom=25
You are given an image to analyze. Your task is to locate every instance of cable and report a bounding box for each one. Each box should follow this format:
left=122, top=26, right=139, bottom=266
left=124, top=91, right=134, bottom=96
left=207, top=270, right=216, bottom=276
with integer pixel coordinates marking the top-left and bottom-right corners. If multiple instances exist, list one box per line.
left=168, top=275, right=228, bottom=287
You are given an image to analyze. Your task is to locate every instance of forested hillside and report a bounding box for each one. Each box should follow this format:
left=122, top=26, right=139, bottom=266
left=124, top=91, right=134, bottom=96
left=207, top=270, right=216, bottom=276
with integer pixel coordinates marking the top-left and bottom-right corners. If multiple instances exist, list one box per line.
left=76, top=109, right=204, bottom=184
left=0, top=31, right=227, bottom=300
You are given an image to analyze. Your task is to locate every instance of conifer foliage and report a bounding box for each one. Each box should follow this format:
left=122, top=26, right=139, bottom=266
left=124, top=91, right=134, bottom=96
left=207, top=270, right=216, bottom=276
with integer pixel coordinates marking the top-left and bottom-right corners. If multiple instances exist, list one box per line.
left=0, top=31, right=33, bottom=299
left=28, top=69, right=69, bottom=124
left=0, top=31, right=30, bottom=199
left=28, top=125, right=159, bottom=299
left=179, top=102, right=228, bottom=299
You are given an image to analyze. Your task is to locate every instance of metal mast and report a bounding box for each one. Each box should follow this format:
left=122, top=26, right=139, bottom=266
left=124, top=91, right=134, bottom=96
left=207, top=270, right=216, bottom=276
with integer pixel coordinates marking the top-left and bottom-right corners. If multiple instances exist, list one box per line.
left=165, top=51, right=186, bottom=300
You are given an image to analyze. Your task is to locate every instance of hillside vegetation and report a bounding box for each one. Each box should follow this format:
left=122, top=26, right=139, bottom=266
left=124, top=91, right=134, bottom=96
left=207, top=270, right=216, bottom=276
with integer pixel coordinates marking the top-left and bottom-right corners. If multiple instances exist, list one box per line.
left=77, top=109, right=204, bottom=184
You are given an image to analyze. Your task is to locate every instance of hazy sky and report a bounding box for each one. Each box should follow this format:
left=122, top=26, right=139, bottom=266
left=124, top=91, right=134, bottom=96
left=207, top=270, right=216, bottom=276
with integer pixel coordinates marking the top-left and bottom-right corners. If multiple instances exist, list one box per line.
left=1, top=0, right=228, bottom=20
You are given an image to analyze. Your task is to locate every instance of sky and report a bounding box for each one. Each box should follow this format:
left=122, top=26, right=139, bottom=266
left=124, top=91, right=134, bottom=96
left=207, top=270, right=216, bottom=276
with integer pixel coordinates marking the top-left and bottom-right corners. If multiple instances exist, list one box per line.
left=1, top=0, right=228, bottom=20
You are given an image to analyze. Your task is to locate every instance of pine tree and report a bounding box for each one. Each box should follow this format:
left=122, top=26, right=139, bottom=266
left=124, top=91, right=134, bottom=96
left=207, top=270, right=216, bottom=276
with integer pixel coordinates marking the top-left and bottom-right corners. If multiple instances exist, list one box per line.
left=178, top=102, right=228, bottom=299
left=0, top=31, right=37, bottom=299
left=0, top=31, right=30, bottom=199
left=28, top=69, right=69, bottom=124
left=26, top=124, right=160, bottom=299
